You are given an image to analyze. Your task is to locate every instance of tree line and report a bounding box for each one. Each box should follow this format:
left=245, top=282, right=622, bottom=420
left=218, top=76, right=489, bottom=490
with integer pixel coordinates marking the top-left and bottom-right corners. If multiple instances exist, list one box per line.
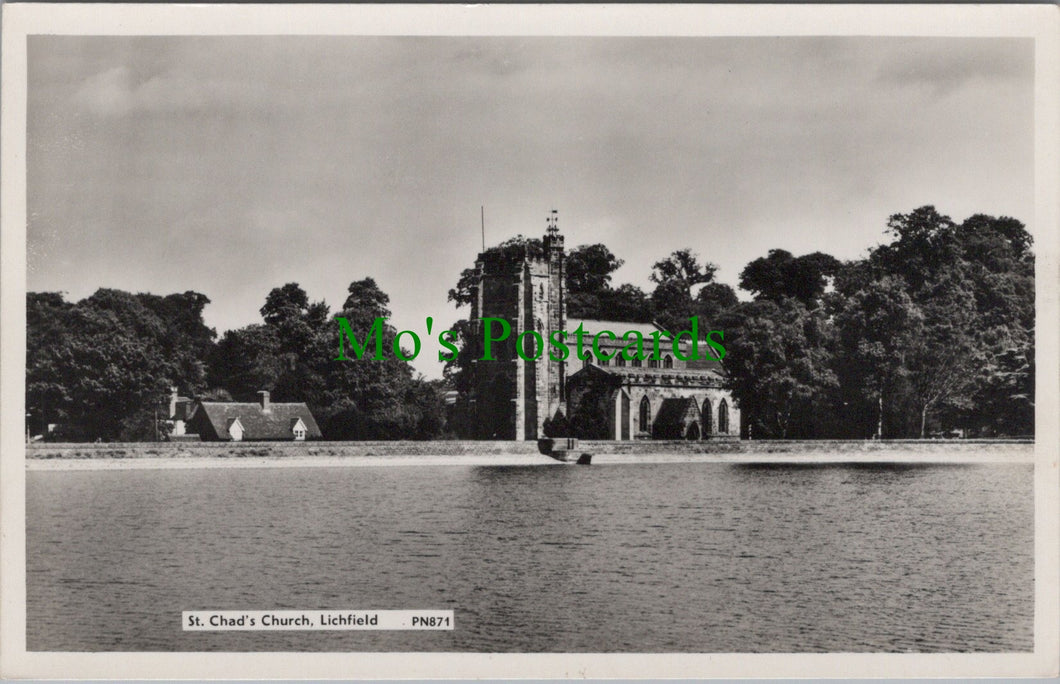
left=27, top=205, right=1033, bottom=441
left=27, top=279, right=444, bottom=441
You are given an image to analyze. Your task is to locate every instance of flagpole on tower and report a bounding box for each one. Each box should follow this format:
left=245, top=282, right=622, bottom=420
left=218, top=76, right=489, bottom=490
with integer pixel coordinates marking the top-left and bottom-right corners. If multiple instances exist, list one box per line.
left=481, top=206, right=485, bottom=251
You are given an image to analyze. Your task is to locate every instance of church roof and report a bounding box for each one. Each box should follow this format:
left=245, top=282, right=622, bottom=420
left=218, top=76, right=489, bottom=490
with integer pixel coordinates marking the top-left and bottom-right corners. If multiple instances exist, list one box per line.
left=684, top=355, right=725, bottom=373
left=566, top=318, right=671, bottom=339
left=569, top=363, right=724, bottom=385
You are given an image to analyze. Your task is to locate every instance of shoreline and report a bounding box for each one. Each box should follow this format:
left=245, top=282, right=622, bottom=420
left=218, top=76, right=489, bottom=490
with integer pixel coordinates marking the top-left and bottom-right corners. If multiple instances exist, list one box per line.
left=26, top=448, right=1034, bottom=471
left=25, top=439, right=1034, bottom=471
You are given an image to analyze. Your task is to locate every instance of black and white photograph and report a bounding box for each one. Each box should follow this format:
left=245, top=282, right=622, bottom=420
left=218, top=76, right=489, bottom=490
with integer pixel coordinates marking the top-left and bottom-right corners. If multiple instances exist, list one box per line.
left=1, top=4, right=1058, bottom=680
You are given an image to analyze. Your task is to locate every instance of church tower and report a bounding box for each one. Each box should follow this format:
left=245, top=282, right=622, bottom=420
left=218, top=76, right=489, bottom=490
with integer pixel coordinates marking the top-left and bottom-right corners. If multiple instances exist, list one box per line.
left=468, top=211, right=566, bottom=440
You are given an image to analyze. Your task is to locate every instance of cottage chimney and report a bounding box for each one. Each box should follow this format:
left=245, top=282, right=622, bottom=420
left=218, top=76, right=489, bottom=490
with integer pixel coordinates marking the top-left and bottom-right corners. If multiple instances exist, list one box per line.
left=169, top=387, right=178, bottom=419
left=258, top=390, right=271, bottom=414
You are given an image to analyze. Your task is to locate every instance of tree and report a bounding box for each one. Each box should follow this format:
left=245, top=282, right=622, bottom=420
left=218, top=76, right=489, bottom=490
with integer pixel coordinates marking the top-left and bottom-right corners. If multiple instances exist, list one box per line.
left=649, top=249, right=722, bottom=333
left=972, top=344, right=1034, bottom=436
left=566, top=244, right=653, bottom=321
left=832, top=276, right=923, bottom=439
left=566, top=244, right=624, bottom=294
left=564, top=243, right=652, bottom=321
left=27, top=288, right=216, bottom=441
left=204, top=279, right=445, bottom=440
left=138, top=291, right=216, bottom=358
left=650, top=248, right=718, bottom=288
left=26, top=293, right=74, bottom=438
left=448, top=235, right=543, bottom=308
left=739, top=249, right=841, bottom=307
left=946, top=213, right=1033, bottom=435
left=856, top=208, right=1034, bottom=436
left=901, top=266, right=980, bottom=437
left=260, top=282, right=310, bottom=326
left=693, top=282, right=739, bottom=326
left=342, top=277, right=392, bottom=325
left=323, top=278, right=443, bottom=439
left=208, top=324, right=284, bottom=401
left=595, top=284, right=655, bottom=322
left=650, top=279, right=694, bottom=334
left=871, top=206, right=961, bottom=291
left=722, top=299, right=837, bottom=438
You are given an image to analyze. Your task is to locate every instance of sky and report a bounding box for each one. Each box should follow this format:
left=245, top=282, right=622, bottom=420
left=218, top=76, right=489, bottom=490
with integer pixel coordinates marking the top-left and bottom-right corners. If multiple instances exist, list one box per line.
left=27, top=36, right=1034, bottom=379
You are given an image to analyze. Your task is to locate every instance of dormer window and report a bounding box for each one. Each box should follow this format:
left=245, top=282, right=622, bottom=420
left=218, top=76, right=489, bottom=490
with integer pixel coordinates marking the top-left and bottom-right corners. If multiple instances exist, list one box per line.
left=292, top=417, right=308, bottom=441
left=227, top=417, right=244, bottom=442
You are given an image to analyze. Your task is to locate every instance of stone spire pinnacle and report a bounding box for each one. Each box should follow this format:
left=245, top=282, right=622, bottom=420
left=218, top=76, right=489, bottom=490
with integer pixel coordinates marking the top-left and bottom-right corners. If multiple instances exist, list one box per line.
left=546, top=209, right=559, bottom=235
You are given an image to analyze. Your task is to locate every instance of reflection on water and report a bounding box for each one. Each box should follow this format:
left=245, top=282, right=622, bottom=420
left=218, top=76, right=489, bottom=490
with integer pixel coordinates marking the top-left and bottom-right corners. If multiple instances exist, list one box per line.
left=27, top=461, right=1032, bottom=652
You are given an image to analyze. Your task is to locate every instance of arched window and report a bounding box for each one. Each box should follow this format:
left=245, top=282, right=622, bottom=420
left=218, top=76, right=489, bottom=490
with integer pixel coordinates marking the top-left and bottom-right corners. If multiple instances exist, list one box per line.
left=583, top=356, right=591, bottom=369
left=663, top=355, right=673, bottom=369
left=600, top=356, right=610, bottom=366
left=639, top=396, right=651, bottom=434
left=616, top=355, right=626, bottom=367
left=702, top=398, right=712, bottom=435
left=718, top=399, right=729, bottom=434
left=649, top=358, right=659, bottom=368
left=631, top=357, right=642, bottom=367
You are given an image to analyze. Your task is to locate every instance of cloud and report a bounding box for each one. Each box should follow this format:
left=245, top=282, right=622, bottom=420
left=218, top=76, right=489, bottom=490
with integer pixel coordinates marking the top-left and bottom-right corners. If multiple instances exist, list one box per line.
left=32, top=37, right=1034, bottom=380
left=875, top=40, right=1031, bottom=95
left=72, top=65, right=267, bottom=117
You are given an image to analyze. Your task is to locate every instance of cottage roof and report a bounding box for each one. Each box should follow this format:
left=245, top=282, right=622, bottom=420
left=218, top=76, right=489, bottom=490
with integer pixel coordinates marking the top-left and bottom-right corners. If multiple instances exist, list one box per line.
left=196, top=401, right=322, bottom=440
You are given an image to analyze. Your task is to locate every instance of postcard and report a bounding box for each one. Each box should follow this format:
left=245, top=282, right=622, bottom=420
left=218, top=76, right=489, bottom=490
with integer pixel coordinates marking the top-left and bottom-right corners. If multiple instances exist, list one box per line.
left=1, top=3, right=1057, bottom=680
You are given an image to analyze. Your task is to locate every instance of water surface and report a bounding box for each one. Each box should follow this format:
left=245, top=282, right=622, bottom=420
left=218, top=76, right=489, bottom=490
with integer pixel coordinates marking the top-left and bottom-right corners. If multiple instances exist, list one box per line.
left=27, top=461, right=1033, bottom=652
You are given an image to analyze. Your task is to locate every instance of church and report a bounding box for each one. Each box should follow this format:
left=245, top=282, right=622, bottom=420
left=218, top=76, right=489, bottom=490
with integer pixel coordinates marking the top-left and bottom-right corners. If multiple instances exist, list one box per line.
left=464, top=213, right=740, bottom=441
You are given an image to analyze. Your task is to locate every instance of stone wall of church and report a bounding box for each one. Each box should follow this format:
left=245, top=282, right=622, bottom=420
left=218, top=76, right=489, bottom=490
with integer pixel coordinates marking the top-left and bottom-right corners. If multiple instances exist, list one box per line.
left=470, top=262, right=521, bottom=439
left=545, top=232, right=566, bottom=423
left=522, top=261, right=544, bottom=439
left=467, top=224, right=740, bottom=441
left=523, top=254, right=566, bottom=440
left=471, top=245, right=567, bottom=440
left=627, top=387, right=739, bottom=440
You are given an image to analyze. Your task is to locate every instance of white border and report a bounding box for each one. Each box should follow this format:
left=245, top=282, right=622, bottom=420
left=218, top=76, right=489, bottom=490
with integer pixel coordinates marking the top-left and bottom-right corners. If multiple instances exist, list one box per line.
left=2, top=4, right=1058, bottom=679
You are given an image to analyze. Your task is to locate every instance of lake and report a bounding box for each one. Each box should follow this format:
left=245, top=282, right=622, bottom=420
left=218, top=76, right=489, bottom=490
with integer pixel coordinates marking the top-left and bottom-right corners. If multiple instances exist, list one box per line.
left=26, top=460, right=1033, bottom=652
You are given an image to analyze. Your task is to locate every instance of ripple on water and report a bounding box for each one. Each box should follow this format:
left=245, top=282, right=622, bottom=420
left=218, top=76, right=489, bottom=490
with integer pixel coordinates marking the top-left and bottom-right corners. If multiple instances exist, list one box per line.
left=26, top=461, right=1033, bottom=652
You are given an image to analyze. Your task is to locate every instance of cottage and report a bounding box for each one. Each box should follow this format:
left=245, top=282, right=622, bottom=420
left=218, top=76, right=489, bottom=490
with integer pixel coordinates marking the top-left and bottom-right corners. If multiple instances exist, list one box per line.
left=180, top=390, right=322, bottom=442
left=166, top=388, right=195, bottom=438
